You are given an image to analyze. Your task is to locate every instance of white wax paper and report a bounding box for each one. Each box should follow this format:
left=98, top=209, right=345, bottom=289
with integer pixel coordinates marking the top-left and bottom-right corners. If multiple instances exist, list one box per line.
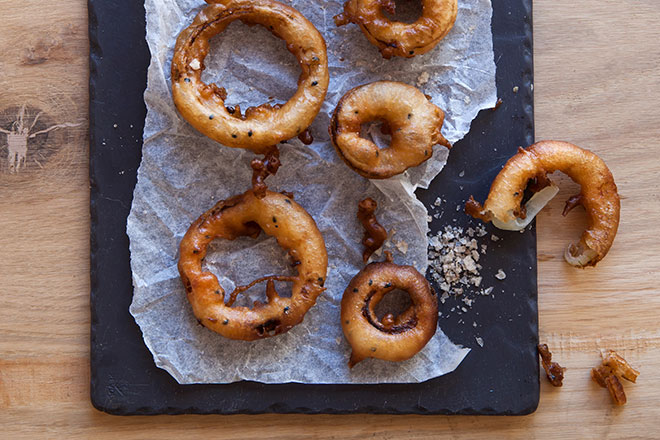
left=128, top=0, right=496, bottom=384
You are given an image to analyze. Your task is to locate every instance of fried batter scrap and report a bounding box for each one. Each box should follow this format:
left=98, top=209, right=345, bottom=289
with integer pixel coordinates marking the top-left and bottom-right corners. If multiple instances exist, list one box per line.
left=602, top=350, right=640, bottom=383
left=357, top=198, right=388, bottom=262
left=538, top=343, right=565, bottom=387
left=590, top=350, right=639, bottom=405
left=251, top=146, right=281, bottom=199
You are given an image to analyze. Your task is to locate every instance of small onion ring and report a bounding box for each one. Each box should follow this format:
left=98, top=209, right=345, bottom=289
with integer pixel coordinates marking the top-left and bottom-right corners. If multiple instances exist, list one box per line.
left=334, top=0, right=458, bottom=59
left=171, top=0, right=329, bottom=154
left=465, top=141, right=620, bottom=267
left=330, top=81, right=450, bottom=179
left=341, top=256, right=438, bottom=367
left=178, top=188, right=328, bottom=340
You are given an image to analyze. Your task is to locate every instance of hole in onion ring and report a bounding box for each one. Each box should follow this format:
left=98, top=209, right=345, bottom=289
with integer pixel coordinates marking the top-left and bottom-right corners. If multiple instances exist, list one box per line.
left=360, top=120, right=392, bottom=151
left=372, top=288, right=413, bottom=324
left=202, top=234, right=296, bottom=308
left=200, top=21, right=300, bottom=118
left=381, top=0, right=423, bottom=24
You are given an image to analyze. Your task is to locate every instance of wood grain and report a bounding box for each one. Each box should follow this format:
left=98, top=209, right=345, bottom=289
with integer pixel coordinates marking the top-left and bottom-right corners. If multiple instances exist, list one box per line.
left=1, top=0, right=659, bottom=438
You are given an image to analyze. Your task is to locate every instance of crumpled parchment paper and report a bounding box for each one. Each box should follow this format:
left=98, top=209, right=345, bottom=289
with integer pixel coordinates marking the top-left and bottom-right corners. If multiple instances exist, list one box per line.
left=127, top=0, right=497, bottom=384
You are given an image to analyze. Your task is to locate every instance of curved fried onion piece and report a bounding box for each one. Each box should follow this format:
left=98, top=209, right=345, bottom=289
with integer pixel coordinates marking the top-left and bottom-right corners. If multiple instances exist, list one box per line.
left=466, top=141, right=620, bottom=267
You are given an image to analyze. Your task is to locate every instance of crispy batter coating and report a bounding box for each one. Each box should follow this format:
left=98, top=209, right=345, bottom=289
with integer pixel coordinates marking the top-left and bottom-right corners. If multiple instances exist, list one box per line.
left=357, top=198, right=387, bottom=262
left=538, top=343, right=565, bottom=387
left=334, top=0, right=458, bottom=59
left=178, top=189, right=328, bottom=340
left=465, top=141, right=620, bottom=267
left=341, top=255, right=438, bottom=367
left=171, top=0, right=329, bottom=153
left=330, top=81, right=450, bottom=179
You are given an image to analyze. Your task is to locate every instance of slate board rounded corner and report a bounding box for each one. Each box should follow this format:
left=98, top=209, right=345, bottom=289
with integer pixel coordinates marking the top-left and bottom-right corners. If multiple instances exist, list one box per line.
left=89, top=0, right=539, bottom=415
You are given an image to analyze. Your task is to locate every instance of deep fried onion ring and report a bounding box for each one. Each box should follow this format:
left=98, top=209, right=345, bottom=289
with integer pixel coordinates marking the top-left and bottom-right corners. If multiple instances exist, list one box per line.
left=465, top=141, right=620, bottom=267
left=178, top=189, right=328, bottom=340
left=357, top=197, right=387, bottom=262
left=334, top=0, right=458, bottom=59
left=172, top=0, right=329, bottom=154
left=330, top=81, right=450, bottom=179
left=341, top=253, right=438, bottom=367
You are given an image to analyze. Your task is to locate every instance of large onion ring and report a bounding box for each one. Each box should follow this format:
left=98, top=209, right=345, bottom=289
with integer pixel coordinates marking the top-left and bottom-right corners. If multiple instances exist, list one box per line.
left=329, top=81, right=450, bottom=179
left=341, top=256, right=438, bottom=367
left=171, top=0, right=329, bottom=154
left=334, top=0, right=458, bottom=59
left=465, top=141, right=620, bottom=267
left=178, top=189, right=328, bottom=340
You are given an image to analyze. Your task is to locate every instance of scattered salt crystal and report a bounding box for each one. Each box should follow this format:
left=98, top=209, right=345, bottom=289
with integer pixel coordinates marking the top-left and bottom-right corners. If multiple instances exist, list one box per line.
left=416, top=71, right=430, bottom=86
left=491, top=234, right=500, bottom=242
left=495, top=269, right=506, bottom=280
left=475, top=336, right=484, bottom=347
left=189, top=58, right=201, bottom=70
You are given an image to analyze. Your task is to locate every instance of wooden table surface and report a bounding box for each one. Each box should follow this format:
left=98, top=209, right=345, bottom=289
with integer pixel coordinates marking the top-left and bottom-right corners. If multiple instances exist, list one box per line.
left=1, top=0, right=659, bottom=438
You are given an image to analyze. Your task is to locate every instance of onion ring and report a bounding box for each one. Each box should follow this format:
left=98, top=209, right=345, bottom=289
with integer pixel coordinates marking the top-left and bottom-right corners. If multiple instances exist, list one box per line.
left=341, top=253, right=438, bottom=367
left=178, top=188, right=328, bottom=340
left=465, top=141, right=620, bottom=267
left=330, top=81, right=450, bottom=179
left=171, top=0, right=329, bottom=154
left=334, top=0, right=458, bottom=59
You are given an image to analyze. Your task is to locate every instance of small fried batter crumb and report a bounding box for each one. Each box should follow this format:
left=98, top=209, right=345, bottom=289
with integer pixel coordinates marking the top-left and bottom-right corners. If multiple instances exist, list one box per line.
left=357, top=198, right=388, bottom=262
left=538, top=343, right=565, bottom=387
left=250, top=146, right=281, bottom=198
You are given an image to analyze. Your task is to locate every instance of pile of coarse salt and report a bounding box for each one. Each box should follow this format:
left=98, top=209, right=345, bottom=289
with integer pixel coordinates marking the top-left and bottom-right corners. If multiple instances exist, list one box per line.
left=427, top=202, right=504, bottom=316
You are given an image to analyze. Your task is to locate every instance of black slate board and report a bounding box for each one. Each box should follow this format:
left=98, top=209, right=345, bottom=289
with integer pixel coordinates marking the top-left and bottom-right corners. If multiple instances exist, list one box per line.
left=90, top=0, right=537, bottom=415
